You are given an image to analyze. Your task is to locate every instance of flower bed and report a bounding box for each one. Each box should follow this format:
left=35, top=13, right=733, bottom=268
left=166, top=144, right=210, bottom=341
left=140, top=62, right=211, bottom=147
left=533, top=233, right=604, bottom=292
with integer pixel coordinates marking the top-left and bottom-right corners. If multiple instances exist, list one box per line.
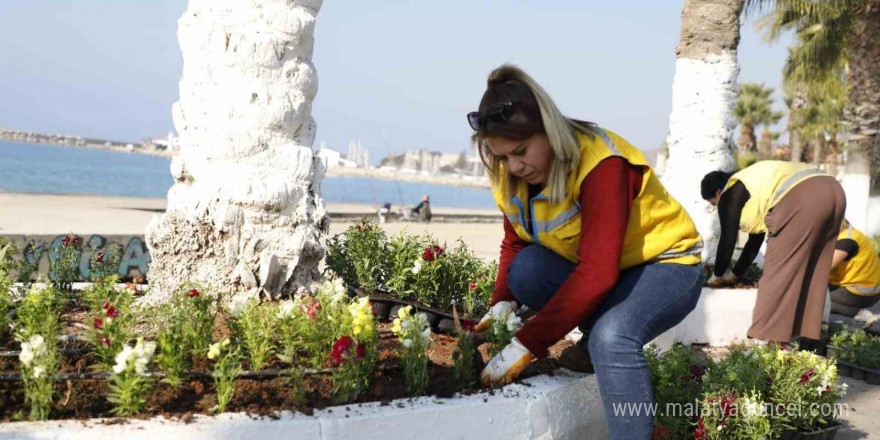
left=325, top=219, right=496, bottom=319
left=0, top=273, right=574, bottom=423
left=647, top=343, right=848, bottom=440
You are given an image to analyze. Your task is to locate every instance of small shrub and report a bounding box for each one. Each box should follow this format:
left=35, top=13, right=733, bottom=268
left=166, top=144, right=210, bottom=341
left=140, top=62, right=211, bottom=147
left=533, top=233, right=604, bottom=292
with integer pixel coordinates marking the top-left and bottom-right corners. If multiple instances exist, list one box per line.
left=390, top=306, right=431, bottom=395
left=107, top=339, right=156, bottom=416
left=18, top=334, right=59, bottom=421
left=48, top=234, right=81, bottom=293
left=208, top=338, right=242, bottom=414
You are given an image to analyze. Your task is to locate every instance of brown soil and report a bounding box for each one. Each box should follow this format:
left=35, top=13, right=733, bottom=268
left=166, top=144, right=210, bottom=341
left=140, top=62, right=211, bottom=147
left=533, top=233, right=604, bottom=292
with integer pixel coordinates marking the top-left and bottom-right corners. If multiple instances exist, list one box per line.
left=0, top=323, right=574, bottom=422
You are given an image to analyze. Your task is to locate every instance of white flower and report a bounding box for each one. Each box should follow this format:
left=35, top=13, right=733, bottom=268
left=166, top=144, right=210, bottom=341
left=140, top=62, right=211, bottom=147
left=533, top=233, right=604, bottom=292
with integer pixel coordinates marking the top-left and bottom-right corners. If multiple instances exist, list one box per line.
left=227, top=295, right=251, bottom=319
left=19, top=343, right=34, bottom=367
left=33, top=366, right=45, bottom=379
left=19, top=335, right=47, bottom=367
left=414, top=312, right=429, bottom=330
left=113, top=345, right=134, bottom=373
left=402, top=339, right=413, bottom=348
left=740, top=395, right=764, bottom=420
left=837, top=382, right=848, bottom=397
left=401, top=320, right=413, bottom=330
left=332, top=277, right=347, bottom=296
left=412, top=259, right=422, bottom=274
left=506, top=313, right=523, bottom=332
left=113, top=339, right=155, bottom=376
left=277, top=300, right=296, bottom=319
left=717, top=424, right=725, bottom=431
left=29, top=335, right=46, bottom=354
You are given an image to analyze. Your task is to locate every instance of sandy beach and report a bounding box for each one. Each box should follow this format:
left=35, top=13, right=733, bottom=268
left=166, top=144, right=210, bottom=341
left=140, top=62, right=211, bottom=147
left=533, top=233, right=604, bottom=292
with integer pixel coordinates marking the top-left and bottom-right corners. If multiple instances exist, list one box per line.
left=0, top=192, right=505, bottom=261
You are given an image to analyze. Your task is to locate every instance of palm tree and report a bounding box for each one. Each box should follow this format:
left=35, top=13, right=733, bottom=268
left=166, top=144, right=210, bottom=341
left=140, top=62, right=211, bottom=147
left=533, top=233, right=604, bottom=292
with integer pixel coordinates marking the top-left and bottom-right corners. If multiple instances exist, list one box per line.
left=748, top=0, right=880, bottom=231
left=663, top=0, right=745, bottom=264
left=144, top=1, right=327, bottom=302
left=799, top=72, right=847, bottom=167
left=735, top=83, right=783, bottom=156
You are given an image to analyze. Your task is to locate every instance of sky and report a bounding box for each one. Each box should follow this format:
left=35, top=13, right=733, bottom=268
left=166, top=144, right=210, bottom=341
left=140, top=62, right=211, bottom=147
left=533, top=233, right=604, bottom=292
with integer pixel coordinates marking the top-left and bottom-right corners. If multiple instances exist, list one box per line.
left=0, top=1, right=793, bottom=164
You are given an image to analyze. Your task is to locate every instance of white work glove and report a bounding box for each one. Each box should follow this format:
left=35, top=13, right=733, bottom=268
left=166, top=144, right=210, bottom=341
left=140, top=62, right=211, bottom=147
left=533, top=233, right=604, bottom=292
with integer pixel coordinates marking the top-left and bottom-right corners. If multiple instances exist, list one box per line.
left=707, top=270, right=738, bottom=287
left=474, top=300, right=517, bottom=333
left=480, top=337, right=533, bottom=386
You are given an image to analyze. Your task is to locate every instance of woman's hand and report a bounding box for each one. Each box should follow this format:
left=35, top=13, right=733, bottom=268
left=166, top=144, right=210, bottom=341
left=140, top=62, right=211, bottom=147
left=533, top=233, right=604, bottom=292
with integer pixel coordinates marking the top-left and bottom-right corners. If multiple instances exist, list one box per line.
left=480, top=337, right=533, bottom=386
left=473, top=300, right=518, bottom=333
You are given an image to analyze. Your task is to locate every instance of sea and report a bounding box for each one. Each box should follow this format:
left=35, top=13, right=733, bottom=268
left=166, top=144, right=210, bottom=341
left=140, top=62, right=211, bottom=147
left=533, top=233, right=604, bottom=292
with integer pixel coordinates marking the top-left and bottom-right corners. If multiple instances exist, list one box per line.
left=0, top=141, right=496, bottom=210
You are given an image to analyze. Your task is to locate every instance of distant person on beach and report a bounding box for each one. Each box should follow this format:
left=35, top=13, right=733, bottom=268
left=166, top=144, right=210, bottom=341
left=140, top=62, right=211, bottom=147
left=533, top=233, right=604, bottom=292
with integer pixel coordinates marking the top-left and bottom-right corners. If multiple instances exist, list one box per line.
left=701, top=162, right=845, bottom=345
left=377, top=202, right=392, bottom=224
left=469, top=64, right=703, bottom=440
left=411, top=195, right=432, bottom=222
left=827, top=219, right=880, bottom=317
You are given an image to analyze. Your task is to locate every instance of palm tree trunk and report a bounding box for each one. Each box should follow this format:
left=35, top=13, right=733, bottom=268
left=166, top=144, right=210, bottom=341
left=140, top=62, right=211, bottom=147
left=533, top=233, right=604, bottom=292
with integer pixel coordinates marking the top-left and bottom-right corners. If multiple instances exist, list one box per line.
left=662, top=0, right=744, bottom=264
left=813, top=135, right=824, bottom=166
left=758, top=129, right=773, bottom=158
left=144, top=0, right=327, bottom=302
left=738, top=124, right=756, bottom=154
left=788, top=91, right=807, bottom=163
left=842, top=0, right=880, bottom=231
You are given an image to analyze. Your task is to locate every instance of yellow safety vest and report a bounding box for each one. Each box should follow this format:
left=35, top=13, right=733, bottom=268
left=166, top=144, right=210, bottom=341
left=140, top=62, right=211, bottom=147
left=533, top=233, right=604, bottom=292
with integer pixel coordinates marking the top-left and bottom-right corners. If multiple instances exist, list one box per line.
left=724, top=161, right=828, bottom=234
left=829, top=224, right=880, bottom=296
left=492, top=128, right=702, bottom=269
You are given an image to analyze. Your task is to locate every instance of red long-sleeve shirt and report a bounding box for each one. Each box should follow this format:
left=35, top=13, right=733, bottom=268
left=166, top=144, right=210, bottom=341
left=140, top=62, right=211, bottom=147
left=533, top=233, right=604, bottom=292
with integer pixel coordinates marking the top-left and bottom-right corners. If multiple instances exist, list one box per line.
left=490, top=157, right=643, bottom=358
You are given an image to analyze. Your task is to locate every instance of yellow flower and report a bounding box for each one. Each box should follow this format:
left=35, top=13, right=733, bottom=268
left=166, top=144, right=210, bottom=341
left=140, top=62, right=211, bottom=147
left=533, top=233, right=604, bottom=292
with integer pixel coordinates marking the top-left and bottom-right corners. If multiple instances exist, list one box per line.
left=208, top=338, right=231, bottom=360
left=349, top=297, right=374, bottom=338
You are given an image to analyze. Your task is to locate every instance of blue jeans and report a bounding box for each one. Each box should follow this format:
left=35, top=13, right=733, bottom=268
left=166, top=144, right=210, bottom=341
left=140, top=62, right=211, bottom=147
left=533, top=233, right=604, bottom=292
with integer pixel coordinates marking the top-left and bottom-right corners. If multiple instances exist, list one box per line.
left=507, top=245, right=703, bottom=440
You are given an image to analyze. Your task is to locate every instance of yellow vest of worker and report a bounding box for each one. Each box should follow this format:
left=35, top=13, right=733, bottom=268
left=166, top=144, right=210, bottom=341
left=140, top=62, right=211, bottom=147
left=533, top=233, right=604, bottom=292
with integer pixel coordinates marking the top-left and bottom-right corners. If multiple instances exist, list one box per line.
left=724, top=161, right=828, bottom=234
left=829, top=224, right=880, bottom=296
left=492, top=128, right=703, bottom=269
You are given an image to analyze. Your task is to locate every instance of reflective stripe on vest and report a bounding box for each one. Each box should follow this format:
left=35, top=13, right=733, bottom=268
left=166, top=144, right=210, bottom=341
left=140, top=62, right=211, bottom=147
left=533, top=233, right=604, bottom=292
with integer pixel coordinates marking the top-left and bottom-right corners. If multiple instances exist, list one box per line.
left=772, top=168, right=827, bottom=205
left=656, top=241, right=704, bottom=260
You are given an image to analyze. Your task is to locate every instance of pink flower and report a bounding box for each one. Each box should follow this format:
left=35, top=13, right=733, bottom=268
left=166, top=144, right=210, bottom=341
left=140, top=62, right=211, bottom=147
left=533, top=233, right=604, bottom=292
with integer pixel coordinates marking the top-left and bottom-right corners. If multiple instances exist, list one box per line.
left=720, top=393, right=737, bottom=417
left=62, top=236, right=71, bottom=247
left=300, top=301, right=320, bottom=319
left=800, top=368, right=815, bottom=385
left=95, top=252, right=105, bottom=263
left=102, top=300, right=110, bottom=310
left=189, top=288, right=199, bottom=298
left=101, top=337, right=111, bottom=347
left=469, top=282, right=477, bottom=291
left=422, top=245, right=444, bottom=262
left=652, top=424, right=670, bottom=440
left=356, top=343, right=366, bottom=361
left=695, top=419, right=707, bottom=440
left=461, top=319, right=477, bottom=332
left=331, top=336, right=354, bottom=366
left=93, top=317, right=104, bottom=330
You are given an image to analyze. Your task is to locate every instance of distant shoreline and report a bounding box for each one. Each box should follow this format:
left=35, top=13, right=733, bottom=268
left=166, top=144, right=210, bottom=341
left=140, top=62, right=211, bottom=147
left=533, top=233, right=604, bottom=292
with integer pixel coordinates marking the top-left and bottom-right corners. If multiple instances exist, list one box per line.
left=324, top=166, right=491, bottom=189
left=1, top=136, right=492, bottom=189
left=0, top=133, right=175, bottom=159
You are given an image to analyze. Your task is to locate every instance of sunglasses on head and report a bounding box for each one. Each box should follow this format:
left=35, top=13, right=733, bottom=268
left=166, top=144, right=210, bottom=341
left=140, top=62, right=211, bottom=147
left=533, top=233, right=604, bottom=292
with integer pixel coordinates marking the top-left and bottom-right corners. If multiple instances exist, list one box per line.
left=467, top=101, right=514, bottom=131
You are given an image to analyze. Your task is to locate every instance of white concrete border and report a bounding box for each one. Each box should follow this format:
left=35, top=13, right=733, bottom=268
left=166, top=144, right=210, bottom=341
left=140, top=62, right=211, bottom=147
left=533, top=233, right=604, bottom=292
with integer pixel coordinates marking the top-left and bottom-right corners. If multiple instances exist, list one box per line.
left=0, top=371, right=606, bottom=440
left=648, top=287, right=758, bottom=350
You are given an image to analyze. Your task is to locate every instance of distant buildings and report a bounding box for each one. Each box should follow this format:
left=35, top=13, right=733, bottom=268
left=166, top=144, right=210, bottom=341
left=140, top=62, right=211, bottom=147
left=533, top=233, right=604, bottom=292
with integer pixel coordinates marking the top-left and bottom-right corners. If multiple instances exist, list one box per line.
left=347, top=140, right=370, bottom=168
left=378, top=145, right=486, bottom=178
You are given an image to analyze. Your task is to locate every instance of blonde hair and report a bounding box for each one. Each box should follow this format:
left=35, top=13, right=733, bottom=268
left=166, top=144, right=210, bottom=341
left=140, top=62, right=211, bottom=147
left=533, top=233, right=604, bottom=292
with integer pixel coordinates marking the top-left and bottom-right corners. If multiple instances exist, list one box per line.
left=472, top=65, right=594, bottom=204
